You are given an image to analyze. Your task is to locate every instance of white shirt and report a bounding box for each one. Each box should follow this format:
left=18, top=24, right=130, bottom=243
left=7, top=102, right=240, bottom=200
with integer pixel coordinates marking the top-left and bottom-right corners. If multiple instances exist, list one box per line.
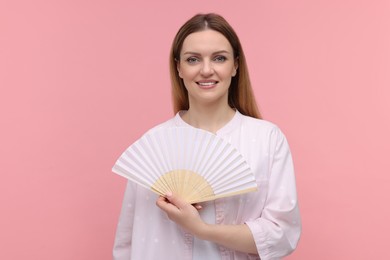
left=113, top=110, right=301, bottom=260
left=192, top=201, right=220, bottom=260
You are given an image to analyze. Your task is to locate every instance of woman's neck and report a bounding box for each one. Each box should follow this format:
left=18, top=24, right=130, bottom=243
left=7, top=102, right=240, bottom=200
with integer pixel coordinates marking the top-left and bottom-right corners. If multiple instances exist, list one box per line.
left=182, top=103, right=236, bottom=133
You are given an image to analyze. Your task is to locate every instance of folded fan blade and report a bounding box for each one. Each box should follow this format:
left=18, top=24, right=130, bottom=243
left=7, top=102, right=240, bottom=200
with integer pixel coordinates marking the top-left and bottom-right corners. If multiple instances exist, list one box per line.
left=112, top=127, right=257, bottom=203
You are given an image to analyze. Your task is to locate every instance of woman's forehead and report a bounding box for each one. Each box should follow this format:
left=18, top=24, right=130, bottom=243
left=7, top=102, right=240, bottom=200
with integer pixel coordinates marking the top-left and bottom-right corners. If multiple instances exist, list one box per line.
left=180, top=29, right=233, bottom=55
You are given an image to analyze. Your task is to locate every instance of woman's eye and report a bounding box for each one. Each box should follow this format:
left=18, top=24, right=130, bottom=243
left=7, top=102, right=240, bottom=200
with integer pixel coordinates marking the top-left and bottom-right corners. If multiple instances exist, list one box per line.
left=186, top=57, right=199, bottom=64
left=214, top=56, right=227, bottom=62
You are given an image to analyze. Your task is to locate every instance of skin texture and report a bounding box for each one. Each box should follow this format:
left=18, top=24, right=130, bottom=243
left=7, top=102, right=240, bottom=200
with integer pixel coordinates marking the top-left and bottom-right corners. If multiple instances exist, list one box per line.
left=156, top=29, right=258, bottom=255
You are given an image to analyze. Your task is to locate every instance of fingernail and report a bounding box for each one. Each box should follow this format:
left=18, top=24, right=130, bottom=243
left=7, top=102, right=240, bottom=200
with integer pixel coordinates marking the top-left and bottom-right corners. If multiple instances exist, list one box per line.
left=165, top=192, right=172, bottom=197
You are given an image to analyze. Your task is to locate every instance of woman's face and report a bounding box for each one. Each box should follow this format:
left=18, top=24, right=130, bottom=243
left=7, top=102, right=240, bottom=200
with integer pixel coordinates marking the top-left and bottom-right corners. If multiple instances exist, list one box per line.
left=177, top=29, right=237, bottom=108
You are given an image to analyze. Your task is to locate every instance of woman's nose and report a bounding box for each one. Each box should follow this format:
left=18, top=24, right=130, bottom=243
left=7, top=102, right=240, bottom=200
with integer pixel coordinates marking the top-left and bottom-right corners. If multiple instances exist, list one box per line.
left=200, top=60, right=214, bottom=76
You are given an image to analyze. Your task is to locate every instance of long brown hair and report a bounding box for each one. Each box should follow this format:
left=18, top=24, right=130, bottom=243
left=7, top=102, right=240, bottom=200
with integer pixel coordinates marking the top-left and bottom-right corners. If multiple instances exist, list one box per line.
left=169, top=13, right=261, bottom=119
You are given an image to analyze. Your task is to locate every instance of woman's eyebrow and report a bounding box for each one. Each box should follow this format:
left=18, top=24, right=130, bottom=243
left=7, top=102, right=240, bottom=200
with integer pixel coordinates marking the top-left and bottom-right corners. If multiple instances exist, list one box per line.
left=182, top=50, right=231, bottom=56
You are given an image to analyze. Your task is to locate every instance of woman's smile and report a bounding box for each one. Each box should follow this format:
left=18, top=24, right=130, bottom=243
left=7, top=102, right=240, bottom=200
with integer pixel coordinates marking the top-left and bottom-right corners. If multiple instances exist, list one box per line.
left=197, top=80, right=219, bottom=89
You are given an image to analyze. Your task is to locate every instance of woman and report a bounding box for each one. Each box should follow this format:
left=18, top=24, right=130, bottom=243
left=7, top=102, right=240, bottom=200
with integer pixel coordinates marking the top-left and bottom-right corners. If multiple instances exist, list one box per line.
left=113, top=13, right=301, bottom=260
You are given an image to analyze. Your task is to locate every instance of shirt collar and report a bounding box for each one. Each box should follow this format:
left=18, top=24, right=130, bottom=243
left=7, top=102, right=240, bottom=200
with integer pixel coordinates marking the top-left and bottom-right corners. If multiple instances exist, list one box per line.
left=173, top=109, right=242, bottom=136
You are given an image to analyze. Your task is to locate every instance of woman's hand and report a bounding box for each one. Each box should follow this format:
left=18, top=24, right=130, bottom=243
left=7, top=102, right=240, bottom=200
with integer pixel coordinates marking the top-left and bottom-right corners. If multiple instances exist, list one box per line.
left=156, top=192, right=258, bottom=254
left=156, top=192, right=207, bottom=237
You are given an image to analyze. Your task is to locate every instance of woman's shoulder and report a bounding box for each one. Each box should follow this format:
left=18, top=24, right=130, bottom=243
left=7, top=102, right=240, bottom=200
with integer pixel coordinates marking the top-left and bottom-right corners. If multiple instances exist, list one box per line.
left=240, top=113, right=280, bottom=132
left=237, top=113, right=289, bottom=141
left=143, top=115, right=178, bottom=135
left=238, top=114, right=289, bottom=147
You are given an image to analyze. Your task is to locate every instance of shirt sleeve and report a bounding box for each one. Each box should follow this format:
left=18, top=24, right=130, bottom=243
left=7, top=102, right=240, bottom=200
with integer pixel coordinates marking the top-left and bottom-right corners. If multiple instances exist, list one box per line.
left=245, top=127, right=301, bottom=260
left=113, top=181, right=137, bottom=260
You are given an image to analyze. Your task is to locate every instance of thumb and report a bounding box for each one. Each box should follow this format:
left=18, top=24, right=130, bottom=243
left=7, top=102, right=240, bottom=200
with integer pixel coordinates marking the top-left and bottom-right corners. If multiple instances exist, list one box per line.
left=165, top=192, right=188, bottom=209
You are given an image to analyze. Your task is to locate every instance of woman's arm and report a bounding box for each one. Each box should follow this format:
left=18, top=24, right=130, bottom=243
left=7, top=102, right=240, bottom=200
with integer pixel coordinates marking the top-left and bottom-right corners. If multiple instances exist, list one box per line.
left=113, top=181, right=137, bottom=260
left=245, top=127, right=301, bottom=259
left=156, top=193, right=258, bottom=254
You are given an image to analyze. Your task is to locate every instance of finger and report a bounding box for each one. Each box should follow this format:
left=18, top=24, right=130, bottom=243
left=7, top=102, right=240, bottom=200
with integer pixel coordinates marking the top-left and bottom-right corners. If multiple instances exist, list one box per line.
left=157, top=200, right=177, bottom=212
left=193, top=203, right=203, bottom=210
left=156, top=195, right=168, bottom=204
left=164, top=192, right=188, bottom=209
left=156, top=196, right=173, bottom=210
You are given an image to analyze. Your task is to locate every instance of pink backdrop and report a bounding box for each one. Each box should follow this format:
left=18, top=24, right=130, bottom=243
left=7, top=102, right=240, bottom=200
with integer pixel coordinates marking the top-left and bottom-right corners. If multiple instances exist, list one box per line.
left=1, top=1, right=389, bottom=259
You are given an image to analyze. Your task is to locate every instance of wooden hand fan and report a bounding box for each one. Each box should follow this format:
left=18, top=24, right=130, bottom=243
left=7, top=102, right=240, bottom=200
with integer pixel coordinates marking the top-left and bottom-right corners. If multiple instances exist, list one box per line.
left=112, top=127, right=257, bottom=203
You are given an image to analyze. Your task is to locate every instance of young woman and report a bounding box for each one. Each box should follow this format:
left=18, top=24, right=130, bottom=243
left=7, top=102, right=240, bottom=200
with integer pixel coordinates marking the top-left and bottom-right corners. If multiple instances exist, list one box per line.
left=113, top=13, right=301, bottom=260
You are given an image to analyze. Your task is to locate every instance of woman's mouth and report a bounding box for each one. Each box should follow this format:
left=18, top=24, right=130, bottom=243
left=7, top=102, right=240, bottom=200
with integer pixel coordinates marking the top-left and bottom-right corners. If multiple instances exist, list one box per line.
left=197, top=81, right=218, bottom=89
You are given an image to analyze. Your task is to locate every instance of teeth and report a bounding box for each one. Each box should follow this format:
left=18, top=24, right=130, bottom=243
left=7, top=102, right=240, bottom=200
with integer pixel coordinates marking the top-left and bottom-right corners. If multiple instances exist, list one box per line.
left=198, top=82, right=216, bottom=86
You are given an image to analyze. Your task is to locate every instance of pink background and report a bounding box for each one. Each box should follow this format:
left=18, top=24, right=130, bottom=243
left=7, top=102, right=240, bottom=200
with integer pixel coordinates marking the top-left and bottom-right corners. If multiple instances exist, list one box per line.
left=1, top=1, right=389, bottom=259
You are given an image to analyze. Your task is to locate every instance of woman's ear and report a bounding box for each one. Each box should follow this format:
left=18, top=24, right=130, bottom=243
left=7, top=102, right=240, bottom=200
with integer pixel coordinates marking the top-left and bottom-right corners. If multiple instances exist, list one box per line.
left=176, top=59, right=183, bottom=78
left=232, top=67, right=237, bottom=77
left=232, top=57, right=239, bottom=77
